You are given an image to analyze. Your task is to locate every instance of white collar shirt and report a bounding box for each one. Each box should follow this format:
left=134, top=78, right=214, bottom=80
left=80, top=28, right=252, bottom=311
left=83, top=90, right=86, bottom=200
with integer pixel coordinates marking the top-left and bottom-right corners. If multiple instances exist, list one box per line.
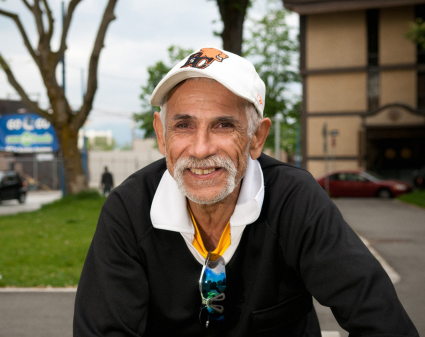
left=150, top=156, right=265, bottom=265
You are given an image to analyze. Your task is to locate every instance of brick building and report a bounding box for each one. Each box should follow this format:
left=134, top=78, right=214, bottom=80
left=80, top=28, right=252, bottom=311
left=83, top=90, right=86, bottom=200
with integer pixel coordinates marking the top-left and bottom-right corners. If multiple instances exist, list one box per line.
left=284, top=0, right=425, bottom=181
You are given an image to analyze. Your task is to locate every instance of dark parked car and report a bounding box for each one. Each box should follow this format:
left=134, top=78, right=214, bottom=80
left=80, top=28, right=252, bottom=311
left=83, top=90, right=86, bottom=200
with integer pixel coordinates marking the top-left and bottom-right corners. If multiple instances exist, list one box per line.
left=316, top=170, right=412, bottom=198
left=0, top=171, right=27, bottom=204
left=412, top=166, right=425, bottom=188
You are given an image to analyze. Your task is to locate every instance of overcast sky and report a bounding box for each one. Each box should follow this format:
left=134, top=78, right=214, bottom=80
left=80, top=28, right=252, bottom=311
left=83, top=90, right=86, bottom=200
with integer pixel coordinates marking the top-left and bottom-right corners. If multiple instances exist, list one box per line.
left=0, top=0, right=299, bottom=145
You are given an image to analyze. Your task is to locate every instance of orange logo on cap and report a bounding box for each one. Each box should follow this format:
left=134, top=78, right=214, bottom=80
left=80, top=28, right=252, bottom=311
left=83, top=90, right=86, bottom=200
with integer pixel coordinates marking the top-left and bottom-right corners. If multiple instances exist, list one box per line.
left=257, top=94, right=263, bottom=106
left=180, top=48, right=229, bottom=70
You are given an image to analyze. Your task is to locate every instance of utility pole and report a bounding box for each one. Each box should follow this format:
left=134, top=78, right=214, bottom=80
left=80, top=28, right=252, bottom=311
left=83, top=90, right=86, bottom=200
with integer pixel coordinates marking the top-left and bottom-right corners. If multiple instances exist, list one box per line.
left=80, top=67, right=89, bottom=183
left=60, top=1, right=67, bottom=197
left=330, top=129, right=339, bottom=172
left=323, top=123, right=329, bottom=194
left=295, top=123, right=301, bottom=168
left=81, top=68, right=86, bottom=100
left=62, top=1, right=66, bottom=94
left=274, top=113, right=284, bottom=161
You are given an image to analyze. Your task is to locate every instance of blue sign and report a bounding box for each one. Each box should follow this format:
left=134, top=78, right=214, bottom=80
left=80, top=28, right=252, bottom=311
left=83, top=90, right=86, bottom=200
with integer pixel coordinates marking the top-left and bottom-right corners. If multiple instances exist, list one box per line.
left=0, top=113, right=59, bottom=153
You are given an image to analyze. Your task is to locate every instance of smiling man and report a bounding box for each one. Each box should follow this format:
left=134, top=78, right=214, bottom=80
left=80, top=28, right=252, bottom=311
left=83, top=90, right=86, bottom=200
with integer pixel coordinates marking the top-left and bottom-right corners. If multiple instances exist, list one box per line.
left=74, top=48, right=418, bottom=337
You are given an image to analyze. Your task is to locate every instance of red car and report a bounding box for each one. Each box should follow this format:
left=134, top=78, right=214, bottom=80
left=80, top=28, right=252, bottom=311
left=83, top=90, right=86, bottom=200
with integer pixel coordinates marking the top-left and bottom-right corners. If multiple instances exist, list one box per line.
left=316, top=170, right=412, bottom=198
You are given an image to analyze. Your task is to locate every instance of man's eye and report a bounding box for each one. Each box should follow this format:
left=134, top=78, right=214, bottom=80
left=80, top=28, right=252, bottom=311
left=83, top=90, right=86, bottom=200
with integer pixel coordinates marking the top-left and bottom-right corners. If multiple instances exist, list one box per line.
left=217, top=122, right=234, bottom=129
left=176, top=123, right=189, bottom=129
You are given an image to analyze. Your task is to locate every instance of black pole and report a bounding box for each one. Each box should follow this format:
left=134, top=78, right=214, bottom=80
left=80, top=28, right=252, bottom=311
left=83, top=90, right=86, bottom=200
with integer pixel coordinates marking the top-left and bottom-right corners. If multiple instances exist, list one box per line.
left=60, top=1, right=66, bottom=197
left=61, top=1, right=66, bottom=93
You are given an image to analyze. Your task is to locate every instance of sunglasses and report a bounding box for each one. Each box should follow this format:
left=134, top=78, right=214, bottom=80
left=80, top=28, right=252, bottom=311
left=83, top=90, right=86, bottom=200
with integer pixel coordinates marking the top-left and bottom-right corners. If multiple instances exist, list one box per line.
left=198, top=251, right=226, bottom=329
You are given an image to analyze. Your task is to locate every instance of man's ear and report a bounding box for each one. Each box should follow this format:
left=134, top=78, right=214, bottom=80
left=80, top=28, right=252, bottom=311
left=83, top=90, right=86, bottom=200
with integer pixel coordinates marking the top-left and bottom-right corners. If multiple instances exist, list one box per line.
left=153, top=112, right=166, bottom=155
left=249, top=118, right=271, bottom=160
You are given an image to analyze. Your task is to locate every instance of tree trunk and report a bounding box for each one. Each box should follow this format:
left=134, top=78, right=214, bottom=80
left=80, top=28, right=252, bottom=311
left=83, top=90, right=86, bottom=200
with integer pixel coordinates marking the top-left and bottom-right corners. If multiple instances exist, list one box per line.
left=216, top=0, right=250, bottom=55
left=55, top=124, right=87, bottom=194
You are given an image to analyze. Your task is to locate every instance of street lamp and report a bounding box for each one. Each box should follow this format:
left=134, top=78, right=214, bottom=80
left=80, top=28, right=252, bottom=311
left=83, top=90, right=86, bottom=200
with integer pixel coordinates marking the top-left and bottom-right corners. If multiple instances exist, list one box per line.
left=274, top=113, right=284, bottom=161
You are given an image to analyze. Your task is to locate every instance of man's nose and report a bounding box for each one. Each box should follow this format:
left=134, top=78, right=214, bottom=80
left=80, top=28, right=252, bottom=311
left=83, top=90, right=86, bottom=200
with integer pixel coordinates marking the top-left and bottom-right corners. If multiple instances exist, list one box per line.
left=189, top=127, right=217, bottom=159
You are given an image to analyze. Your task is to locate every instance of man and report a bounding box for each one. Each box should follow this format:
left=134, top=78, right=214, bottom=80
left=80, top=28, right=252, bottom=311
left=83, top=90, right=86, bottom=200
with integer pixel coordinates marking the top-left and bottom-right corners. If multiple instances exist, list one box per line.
left=74, top=48, right=418, bottom=336
left=100, top=166, right=114, bottom=197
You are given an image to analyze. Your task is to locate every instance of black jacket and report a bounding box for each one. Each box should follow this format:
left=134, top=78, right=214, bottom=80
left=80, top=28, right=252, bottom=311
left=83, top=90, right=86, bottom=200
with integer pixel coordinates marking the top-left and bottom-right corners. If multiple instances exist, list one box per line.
left=101, top=172, right=114, bottom=187
left=74, top=154, right=418, bottom=337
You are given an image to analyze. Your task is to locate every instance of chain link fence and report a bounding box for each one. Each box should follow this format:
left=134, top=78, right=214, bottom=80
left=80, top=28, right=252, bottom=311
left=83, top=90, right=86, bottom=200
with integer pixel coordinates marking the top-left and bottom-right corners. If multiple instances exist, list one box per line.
left=0, top=155, right=62, bottom=191
left=0, top=144, right=163, bottom=192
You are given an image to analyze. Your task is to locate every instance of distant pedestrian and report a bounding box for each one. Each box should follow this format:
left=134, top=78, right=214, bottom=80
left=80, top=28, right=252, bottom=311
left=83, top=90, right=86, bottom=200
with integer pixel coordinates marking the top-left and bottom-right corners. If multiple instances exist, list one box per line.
left=100, top=166, right=114, bottom=197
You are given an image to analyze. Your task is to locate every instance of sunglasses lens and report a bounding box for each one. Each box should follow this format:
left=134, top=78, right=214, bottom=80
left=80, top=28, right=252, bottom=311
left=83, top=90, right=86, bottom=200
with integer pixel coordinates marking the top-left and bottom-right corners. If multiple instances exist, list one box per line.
left=201, top=254, right=226, bottom=300
left=199, top=254, right=226, bottom=328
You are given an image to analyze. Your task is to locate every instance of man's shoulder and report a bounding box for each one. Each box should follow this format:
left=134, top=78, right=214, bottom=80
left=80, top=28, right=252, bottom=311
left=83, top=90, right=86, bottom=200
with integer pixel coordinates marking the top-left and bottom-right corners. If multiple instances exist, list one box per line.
left=257, top=153, right=328, bottom=217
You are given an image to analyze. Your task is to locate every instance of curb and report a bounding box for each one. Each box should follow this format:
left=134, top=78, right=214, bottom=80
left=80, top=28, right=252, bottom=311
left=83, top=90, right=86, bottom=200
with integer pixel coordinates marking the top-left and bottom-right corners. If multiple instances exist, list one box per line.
left=359, top=235, right=401, bottom=284
left=0, top=287, right=77, bottom=292
left=394, top=199, right=425, bottom=212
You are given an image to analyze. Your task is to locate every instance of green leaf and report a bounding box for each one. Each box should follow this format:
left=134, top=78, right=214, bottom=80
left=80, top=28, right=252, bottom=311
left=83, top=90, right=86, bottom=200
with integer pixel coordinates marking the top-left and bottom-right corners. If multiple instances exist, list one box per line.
left=134, top=46, right=194, bottom=138
left=243, top=2, right=301, bottom=156
left=405, top=18, right=425, bottom=50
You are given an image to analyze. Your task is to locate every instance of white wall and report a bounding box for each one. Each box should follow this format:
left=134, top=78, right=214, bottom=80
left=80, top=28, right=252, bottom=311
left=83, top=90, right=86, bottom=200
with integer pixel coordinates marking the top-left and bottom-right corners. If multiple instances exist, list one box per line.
left=88, top=139, right=163, bottom=189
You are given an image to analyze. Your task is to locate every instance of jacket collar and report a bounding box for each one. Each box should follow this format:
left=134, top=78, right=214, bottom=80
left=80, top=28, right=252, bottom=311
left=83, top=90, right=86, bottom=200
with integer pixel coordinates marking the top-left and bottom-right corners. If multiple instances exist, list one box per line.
left=150, top=156, right=265, bottom=233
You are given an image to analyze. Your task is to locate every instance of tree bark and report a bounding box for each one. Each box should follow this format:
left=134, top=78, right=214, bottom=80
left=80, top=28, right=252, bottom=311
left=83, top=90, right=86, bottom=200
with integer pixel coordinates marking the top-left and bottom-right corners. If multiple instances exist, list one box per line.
left=216, top=0, right=251, bottom=55
left=56, top=124, right=86, bottom=194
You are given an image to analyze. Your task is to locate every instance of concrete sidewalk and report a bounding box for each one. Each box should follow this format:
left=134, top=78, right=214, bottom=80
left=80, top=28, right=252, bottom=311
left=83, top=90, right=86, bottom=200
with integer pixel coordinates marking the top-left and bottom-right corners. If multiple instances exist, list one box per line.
left=0, top=191, right=62, bottom=216
left=0, top=292, right=76, bottom=337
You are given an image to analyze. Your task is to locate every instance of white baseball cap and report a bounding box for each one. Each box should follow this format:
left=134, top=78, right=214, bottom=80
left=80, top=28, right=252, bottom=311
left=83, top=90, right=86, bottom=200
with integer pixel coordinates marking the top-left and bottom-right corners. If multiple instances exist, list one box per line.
left=150, top=47, right=266, bottom=117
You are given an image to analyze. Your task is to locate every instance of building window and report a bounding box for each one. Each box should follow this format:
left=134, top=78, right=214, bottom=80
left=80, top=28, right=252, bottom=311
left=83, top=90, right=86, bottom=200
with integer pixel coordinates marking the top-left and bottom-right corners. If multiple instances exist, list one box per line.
left=367, top=9, right=379, bottom=111
left=416, top=5, right=425, bottom=111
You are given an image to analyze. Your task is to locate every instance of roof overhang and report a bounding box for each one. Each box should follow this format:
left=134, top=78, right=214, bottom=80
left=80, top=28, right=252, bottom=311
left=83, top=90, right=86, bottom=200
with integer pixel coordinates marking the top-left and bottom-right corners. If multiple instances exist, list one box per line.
left=283, top=0, right=425, bottom=15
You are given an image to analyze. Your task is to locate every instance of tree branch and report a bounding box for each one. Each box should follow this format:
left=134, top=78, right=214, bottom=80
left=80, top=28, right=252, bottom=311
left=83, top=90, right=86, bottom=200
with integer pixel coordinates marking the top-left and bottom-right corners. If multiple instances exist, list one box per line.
left=32, top=0, right=45, bottom=38
left=0, top=54, right=51, bottom=121
left=0, top=8, right=40, bottom=66
left=42, top=0, right=54, bottom=42
left=21, top=0, right=33, bottom=12
left=74, top=0, right=118, bottom=129
left=56, top=0, right=82, bottom=63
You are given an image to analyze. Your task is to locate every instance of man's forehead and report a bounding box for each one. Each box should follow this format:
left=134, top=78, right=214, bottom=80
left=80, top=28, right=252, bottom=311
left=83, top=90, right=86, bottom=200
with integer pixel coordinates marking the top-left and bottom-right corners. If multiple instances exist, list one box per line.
left=166, top=79, right=245, bottom=111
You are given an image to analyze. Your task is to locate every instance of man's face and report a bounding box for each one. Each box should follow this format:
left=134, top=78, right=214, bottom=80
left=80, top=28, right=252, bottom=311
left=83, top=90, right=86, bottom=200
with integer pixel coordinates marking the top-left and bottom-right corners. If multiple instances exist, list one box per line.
left=159, top=79, right=252, bottom=204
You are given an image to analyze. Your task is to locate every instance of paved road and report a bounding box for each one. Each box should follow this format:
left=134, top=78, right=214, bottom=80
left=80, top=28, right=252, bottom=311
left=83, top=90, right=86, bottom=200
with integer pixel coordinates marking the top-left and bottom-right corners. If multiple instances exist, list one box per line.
left=0, top=191, right=62, bottom=216
left=0, top=291, right=76, bottom=337
left=0, top=198, right=423, bottom=336
left=315, top=198, right=425, bottom=336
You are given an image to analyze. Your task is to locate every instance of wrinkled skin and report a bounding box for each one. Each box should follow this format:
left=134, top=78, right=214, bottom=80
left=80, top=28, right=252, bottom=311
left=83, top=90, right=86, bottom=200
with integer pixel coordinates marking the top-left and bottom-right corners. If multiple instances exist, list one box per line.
left=154, top=79, right=270, bottom=250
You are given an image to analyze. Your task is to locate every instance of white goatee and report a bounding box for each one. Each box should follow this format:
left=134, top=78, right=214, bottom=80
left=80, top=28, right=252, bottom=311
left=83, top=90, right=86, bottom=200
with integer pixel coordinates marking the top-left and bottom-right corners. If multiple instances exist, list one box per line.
left=170, top=154, right=248, bottom=204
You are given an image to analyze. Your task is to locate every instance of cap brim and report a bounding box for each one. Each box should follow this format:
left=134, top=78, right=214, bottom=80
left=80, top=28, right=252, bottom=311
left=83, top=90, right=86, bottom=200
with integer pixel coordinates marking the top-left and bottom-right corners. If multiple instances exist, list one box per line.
left=150, top=68, right=262, bottom=116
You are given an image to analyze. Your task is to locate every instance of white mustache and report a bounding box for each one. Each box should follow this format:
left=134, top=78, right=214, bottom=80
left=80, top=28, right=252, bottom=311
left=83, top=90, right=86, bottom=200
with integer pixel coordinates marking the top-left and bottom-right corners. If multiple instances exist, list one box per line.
left=174, top=156, right=237, bottom=177
left=171, top=155, right=239, bottom=204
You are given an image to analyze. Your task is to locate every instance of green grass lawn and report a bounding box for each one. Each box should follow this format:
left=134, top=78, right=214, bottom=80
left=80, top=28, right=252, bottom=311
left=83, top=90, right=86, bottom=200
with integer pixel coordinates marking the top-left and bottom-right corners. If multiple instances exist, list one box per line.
left=398, top=189, right=425, bottom=209
left=0, top=191, right=105, bottom=287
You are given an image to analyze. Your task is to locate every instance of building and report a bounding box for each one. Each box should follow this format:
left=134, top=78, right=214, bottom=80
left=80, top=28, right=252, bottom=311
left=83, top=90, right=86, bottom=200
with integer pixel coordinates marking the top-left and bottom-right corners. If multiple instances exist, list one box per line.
left=78, top=129, right=114, bottom=150
left=284, top=0, right=425, bottom=181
